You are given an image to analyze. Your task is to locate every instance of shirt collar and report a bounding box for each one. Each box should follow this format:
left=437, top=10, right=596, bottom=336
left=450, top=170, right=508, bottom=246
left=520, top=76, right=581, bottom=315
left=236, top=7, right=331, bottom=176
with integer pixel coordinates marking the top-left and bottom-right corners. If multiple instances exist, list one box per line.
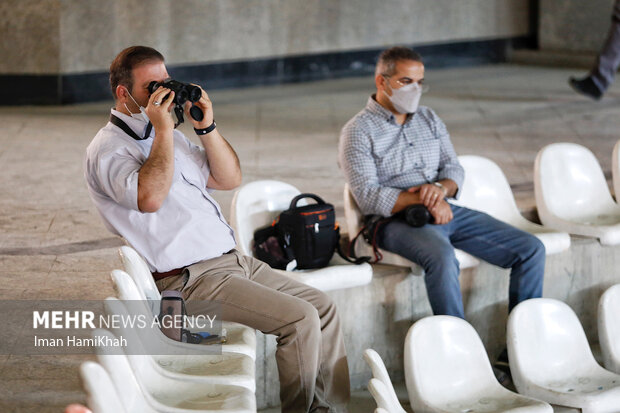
left=365, top=94, right=414, bottom=124
left=110, top=108, right=153, bottom=139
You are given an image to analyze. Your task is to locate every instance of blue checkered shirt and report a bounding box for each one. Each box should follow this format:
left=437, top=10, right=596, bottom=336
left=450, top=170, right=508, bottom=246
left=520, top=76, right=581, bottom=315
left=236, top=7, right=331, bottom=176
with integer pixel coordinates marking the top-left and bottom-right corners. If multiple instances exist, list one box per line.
left=339, top=96, right=464, bottom=217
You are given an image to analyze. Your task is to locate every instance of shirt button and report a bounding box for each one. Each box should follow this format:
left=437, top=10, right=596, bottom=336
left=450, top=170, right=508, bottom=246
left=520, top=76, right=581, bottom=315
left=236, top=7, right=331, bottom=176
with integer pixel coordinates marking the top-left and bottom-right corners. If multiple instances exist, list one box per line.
left=409, top=143, right=413, bottom=147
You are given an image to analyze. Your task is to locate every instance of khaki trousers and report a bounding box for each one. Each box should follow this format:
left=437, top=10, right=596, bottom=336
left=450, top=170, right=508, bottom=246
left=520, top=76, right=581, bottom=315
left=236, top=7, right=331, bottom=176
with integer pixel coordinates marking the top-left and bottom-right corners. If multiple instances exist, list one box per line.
left=156, top=250, right=350, bottom=413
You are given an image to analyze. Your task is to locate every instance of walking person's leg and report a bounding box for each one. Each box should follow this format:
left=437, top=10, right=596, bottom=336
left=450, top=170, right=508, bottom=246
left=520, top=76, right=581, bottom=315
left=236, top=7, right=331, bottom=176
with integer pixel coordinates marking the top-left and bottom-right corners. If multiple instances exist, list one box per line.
left=570, top=0, right=620, bottom=98
left=591, top=0, right=620, bottom=93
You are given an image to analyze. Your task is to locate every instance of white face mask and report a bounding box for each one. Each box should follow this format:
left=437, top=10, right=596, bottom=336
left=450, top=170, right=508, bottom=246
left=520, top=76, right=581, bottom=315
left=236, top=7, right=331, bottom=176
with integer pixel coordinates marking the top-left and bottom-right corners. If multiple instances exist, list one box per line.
left=124, top=90, right=151, bottom=124
left=383, top=77, right=423, bottom=114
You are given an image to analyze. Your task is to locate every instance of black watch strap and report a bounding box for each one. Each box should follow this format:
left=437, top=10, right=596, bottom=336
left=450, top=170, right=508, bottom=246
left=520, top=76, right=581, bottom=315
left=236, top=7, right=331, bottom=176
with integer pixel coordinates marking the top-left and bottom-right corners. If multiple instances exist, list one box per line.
left=194, top=120, right=216, bottom=135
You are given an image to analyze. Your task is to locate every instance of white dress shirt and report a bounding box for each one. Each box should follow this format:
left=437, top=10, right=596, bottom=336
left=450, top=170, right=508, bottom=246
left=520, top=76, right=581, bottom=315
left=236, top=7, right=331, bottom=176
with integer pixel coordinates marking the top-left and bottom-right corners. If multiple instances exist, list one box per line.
left=84, top=109, right=236, bottom=272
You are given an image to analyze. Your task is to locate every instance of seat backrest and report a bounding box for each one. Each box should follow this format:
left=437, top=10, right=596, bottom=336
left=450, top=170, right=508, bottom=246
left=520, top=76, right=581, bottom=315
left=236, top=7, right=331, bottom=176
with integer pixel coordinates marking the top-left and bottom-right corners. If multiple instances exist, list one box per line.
left=453, top=155, right=523, bottom=225
left=110, top=269, right=144, bottom=301
left=507, top=298, right=598, bottom=386
left=119, top=246, right=161, bottom=302
left=404, top=316, right=499, bottom=410
left=368, top=378, right=404, bottom=413
left=103, top=294, right=162, bottom=353
left=343, top=183, right=363, bottom=238
left=599, top=284, right=620, bottom=373
left=535, top=143, right=615, bottom=221
left=363, top=349, right=405, bottom=413
left=102, top=297, right=174, bottom=394
left=109, top=268, right=160, bottom=318
left=80, top=361, right=128, bottom=413
left=230, top=180, right=301, bottom=256
left=613, top=140, right=620, bottom=202
left=93, top=329, right=154, bottom=412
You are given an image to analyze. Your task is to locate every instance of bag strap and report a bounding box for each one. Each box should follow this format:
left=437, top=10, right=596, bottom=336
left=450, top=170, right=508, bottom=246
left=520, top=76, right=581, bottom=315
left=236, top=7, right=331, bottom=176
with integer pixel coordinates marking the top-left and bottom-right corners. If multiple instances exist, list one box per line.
left=334, top=226, right=370, bottom=265
left=347, top=216, right=395, bottom=264
left=288, top=193, right=326, bottom=210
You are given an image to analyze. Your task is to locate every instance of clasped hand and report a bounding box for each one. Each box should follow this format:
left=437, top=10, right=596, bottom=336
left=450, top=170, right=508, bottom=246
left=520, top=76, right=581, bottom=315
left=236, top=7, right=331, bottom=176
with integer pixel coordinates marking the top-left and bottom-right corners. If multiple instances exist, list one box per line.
left=408, top=184, right=453, bottom=225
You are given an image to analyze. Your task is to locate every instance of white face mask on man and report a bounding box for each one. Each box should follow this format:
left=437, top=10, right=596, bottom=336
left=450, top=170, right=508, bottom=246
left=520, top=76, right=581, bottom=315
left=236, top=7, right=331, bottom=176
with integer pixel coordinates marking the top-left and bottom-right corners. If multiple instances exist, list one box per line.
left=124, top=90, right=151, bottom=124
left=382, top=76, right=423, bottom=114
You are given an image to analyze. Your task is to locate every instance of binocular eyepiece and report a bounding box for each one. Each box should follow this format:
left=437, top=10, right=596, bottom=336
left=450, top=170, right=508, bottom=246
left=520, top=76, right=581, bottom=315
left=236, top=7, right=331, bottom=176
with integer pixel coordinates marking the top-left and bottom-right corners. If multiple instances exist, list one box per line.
left=147, top=79, right=204, bottom=124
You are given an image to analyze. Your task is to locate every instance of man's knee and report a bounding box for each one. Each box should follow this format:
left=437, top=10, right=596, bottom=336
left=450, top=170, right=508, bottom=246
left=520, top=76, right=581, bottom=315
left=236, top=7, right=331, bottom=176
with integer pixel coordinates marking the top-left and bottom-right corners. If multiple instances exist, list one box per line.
left=421, top=244, right=459, bottom=275
left=522, top=234, right=546, bottom=262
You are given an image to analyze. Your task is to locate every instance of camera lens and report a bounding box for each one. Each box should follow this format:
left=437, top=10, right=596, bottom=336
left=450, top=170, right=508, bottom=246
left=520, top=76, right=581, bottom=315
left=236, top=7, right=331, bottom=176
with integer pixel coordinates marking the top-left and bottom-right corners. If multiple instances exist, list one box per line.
left=404, top=205, right=432, bottom=227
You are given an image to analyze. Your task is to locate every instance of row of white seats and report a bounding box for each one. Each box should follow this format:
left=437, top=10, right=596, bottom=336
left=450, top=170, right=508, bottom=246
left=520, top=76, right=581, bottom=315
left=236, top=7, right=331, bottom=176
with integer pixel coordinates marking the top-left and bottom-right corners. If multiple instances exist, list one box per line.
left=80, top=247, right=260, bottom=412
left=365, top=284, right=620, bottom=413
left=230, top=150, right=576, bottom=287
left=345, top=154, right=572, bottom=276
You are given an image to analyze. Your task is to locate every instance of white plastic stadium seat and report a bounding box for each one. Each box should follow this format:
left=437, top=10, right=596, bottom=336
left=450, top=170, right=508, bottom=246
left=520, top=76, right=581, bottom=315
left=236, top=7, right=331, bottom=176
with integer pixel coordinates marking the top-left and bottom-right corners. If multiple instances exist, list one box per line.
left=343, top=183, right=479, bottom=275
left=405, top=315, right=552, bottom=413
left=94, top=329, right=256, bottom=413
left=599, top=284, right=620, bottom=374
left=363, top=349, right=406, bottom=413
left=80, top=361, right=128, bottom=413
left=368, top=378, right=405, bottom=413
left=453, top=155, right=570, bottom=255
left=107, top=271, right=255, bottom=372
left=230, top=180, right=372, bottom=291
left=535, top=143, right=620, bottom=245
left=508, top=298, right=620, bottom=412
left=103, top=295, right=255, bottom=392
left=118, top=246, right=256, bottom=360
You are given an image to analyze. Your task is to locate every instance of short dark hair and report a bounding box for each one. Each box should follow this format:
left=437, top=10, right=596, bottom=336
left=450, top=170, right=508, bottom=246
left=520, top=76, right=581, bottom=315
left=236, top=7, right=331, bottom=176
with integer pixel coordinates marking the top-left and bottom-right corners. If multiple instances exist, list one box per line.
left=376, top=46, right=423, bottom=76
left=109, top=46, right=164, bottom=98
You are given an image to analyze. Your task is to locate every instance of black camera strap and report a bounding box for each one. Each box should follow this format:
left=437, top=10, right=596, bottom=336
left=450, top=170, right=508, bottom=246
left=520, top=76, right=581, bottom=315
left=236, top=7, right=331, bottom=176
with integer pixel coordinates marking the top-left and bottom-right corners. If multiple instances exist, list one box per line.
left=110, top=114, right=152, bottom=141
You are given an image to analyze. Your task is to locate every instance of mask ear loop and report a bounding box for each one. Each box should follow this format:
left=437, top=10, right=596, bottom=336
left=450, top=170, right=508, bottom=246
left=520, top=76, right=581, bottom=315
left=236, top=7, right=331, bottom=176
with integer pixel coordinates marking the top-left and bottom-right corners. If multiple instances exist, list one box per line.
left=124, top=88, right=154, bottom=139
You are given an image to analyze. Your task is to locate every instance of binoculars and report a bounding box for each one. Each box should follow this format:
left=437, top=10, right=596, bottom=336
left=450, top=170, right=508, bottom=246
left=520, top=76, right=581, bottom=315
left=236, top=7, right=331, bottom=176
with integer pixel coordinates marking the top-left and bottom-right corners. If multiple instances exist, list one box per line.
left=148, top=79, right=204, bottom=124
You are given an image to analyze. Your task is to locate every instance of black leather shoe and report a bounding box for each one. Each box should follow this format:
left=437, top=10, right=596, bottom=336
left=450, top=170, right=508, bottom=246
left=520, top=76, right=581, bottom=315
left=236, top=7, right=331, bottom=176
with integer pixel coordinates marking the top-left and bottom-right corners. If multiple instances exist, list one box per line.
left=569, top=76, right=603, bottom=100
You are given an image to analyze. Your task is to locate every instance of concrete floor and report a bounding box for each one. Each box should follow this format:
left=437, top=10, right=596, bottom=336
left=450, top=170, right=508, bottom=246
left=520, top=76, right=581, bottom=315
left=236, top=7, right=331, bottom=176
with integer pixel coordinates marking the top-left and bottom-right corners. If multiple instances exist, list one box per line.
left=1, top=63, right=619, bottom=412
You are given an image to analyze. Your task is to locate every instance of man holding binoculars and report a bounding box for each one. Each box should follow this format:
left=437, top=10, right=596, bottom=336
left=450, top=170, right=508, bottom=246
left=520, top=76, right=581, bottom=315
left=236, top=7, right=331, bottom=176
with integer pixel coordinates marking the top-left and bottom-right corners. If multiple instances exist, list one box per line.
left=84, top=46, right=350, bottom=413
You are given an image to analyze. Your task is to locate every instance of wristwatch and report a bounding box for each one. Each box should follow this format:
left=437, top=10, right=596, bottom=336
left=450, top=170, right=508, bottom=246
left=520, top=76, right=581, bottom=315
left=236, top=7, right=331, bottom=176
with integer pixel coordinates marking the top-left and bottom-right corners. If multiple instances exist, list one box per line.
left=433, top=181, right=448, bottom=196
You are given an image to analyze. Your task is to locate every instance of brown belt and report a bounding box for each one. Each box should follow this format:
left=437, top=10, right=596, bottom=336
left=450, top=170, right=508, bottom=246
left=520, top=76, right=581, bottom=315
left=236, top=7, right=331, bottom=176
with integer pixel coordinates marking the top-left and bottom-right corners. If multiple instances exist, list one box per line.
left=152, top=267, right=185, bottom=281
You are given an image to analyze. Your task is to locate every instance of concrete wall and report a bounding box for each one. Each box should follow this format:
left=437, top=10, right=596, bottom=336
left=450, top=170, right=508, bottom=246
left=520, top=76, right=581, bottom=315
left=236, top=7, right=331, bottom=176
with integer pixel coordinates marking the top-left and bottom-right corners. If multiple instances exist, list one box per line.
left=539, top=0, right=615, bottom=52
left=254, top=237, right=620, bottom=408
left=1, top=0, right=531, bottom=75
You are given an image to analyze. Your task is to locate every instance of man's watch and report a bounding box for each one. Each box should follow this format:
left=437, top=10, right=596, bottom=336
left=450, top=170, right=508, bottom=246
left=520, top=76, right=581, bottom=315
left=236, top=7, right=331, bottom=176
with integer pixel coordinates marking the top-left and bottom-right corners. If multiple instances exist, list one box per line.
left=433, top=181, right=448, bottom=196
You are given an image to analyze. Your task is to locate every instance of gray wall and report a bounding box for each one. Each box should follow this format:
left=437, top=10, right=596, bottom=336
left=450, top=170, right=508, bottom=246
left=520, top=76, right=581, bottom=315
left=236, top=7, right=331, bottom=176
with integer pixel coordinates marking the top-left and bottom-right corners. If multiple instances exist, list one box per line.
left=539, top=0, right=615, bottom=52
left=2, top=0, right=531, bottom=75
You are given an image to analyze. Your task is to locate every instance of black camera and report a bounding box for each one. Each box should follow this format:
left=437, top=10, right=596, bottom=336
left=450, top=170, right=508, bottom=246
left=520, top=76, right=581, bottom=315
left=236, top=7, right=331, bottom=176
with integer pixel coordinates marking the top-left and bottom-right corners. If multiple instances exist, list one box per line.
left=402, top=204, right=434, bottom=227
left=148, top=79, right=204, bottom=124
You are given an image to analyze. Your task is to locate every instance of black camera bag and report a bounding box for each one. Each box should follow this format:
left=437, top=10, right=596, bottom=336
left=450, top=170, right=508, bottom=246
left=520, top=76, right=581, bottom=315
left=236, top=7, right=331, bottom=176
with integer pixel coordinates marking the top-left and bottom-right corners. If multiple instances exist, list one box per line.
left=253, top=193, right=368, bottom=270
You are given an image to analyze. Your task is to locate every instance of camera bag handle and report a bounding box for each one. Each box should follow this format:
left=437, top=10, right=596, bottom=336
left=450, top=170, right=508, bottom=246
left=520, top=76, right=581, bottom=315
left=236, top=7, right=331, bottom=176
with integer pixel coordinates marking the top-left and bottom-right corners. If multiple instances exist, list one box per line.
left=288, top=193, right=326, bottom=210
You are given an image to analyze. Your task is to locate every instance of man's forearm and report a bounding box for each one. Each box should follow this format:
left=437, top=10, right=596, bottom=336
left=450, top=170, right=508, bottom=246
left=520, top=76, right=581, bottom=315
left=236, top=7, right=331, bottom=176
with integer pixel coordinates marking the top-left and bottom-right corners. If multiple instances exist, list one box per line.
left=200, top=129, right=242, bottom=190
left=438, top=178, right=458, bottom=198
left=391, top=191, right=423, bottom=214
left=137, top=130, right=175, bottom=212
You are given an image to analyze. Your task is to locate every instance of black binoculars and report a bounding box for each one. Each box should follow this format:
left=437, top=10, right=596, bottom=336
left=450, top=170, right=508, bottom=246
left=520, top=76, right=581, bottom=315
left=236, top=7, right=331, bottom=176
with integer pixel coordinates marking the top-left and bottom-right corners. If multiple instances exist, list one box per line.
left=148, top=79, right=204, bottom=124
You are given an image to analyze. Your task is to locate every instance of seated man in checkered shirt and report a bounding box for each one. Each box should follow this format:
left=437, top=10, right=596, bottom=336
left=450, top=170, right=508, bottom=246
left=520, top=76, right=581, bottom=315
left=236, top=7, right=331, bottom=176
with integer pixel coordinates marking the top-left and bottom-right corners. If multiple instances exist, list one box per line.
left=338, top=46, right=546, bottom=320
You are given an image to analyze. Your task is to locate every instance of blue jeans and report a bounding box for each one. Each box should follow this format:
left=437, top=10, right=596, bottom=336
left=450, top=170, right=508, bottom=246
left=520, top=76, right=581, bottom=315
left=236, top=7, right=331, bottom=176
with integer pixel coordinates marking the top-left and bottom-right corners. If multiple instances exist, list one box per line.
left=377, top=204, right=545, bottom=318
